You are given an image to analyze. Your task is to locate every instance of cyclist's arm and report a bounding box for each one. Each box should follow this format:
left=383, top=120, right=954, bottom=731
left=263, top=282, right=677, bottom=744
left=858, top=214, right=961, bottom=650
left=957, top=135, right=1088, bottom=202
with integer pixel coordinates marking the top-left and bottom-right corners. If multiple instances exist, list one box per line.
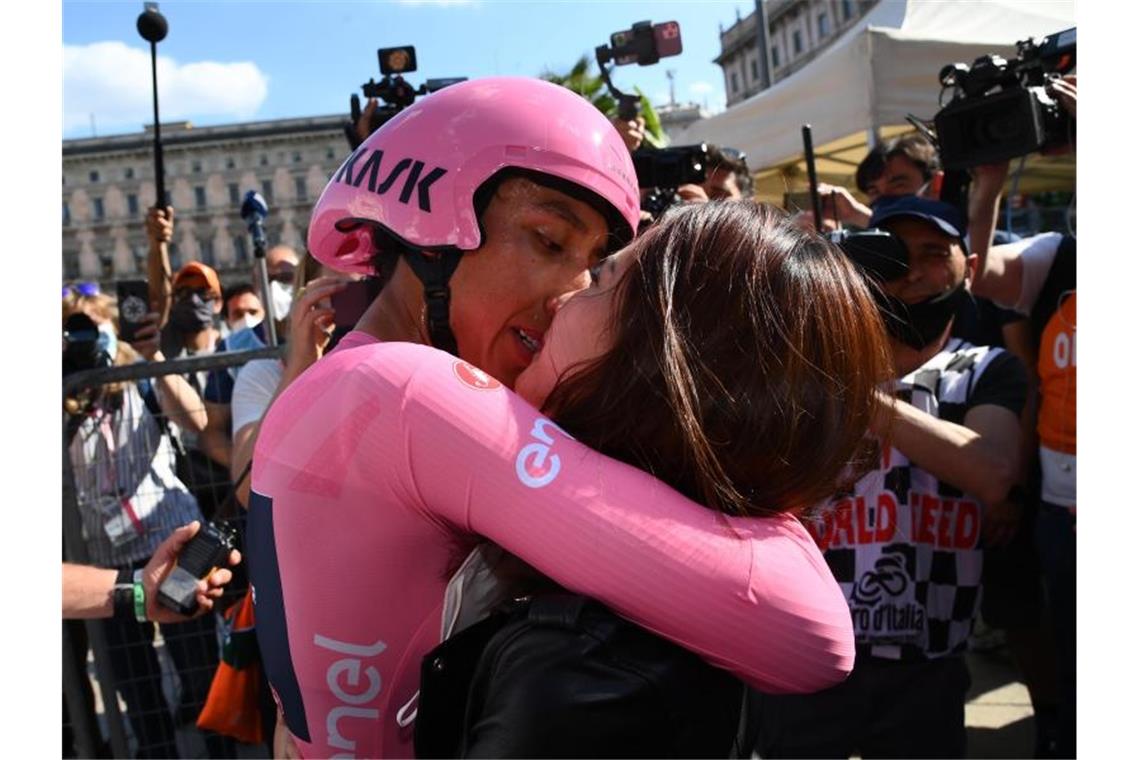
left=363, top=344, right=854, bottom=694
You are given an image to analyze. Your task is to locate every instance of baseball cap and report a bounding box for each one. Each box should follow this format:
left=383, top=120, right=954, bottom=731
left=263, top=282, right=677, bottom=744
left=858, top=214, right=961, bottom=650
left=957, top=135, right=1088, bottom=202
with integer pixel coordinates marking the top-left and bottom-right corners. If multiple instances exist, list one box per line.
left=172, top=262, right=222, bottom=299
left=868, top=195, right=966, bottom=239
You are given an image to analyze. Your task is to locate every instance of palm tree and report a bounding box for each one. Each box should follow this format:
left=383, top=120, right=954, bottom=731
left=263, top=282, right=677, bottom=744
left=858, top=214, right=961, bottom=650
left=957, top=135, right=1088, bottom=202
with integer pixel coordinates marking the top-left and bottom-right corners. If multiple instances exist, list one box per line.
left=541, top=55, right=668, bottom=148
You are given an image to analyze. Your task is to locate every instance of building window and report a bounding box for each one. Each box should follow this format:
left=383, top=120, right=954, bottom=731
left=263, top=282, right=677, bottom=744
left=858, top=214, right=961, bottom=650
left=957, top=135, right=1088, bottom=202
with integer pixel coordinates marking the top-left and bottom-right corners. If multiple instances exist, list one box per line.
left=64, top=252, right=80, bottom=279
left=226, top=157, right=236, bottom=169
left=132, top=245, right=146, bottom=273
left=793, top=30, right=803, bottom=56
left=233, top=235, right=248, bottom=264
left=124, top=167, right=135, bottom=180
left=772, top=46, right=781, bottom=67
left=295, top=176, right=308, bottom=202
left=195, top=186, right=207, bottom=209
left=100, top=254, right=114, bottom=278
left=261, top=179, right=274, bottom=204
left=750, top=58, right=760, bottom=81
left=92, top=197, right=105, bottom=221
left=842, top=0, right=853, bottom=21
left=730, top=72, right=739, bottom=93
left=326, top=147, right=336, bottom=160
left=89, top=170, right=100, bottom=183
left=128, top=194, right=139, bottom=217
left=168, top=242, right=182, bottom=270
left=229, top=183, right=240, bottom=205
left=200, top=237, right=215, bottom=266
left=192, top=160, right=202, bottom=173
left=293, top=152, right=303, bottom=163
left=63, top=202, right=71, bottom=226
left=818, top=13, right=830, bottom=38
left=260, top=154, right=268, bottom=166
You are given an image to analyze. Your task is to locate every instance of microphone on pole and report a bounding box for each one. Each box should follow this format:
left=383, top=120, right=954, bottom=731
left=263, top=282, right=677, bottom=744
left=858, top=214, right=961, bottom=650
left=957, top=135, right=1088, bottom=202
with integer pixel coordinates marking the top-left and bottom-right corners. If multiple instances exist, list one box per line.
left=137, top=2, right=168, bottom=210
left=240, top=191, right=278, bottom=347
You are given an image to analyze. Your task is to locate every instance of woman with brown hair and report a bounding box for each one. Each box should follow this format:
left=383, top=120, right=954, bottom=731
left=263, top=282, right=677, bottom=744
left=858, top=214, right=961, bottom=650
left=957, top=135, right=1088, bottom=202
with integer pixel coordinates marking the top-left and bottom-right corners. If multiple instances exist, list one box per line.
left=251, top=197, right=892, bottom=758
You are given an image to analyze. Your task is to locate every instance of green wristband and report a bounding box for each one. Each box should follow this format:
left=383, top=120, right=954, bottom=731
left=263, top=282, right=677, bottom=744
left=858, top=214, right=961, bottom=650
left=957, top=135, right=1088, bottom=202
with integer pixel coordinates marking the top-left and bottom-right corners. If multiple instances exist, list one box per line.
left=133, top=569, right=147, bottom=623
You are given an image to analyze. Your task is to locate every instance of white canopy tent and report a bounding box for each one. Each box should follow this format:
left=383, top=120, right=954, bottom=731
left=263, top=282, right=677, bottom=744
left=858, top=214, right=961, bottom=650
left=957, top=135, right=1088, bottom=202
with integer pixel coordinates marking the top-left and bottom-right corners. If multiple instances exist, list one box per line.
left=673, top=0, right=1076, bottom=200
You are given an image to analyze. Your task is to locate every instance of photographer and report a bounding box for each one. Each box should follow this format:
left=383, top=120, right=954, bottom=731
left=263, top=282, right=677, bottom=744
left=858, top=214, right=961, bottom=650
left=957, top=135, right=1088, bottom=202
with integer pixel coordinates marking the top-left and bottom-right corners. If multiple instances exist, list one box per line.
left=676, top=144, right=751, bottom=202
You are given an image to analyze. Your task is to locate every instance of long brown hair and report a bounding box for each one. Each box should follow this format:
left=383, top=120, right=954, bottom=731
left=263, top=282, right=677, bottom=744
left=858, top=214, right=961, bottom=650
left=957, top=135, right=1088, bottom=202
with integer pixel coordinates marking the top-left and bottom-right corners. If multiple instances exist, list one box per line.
left=544, top=201, right=893, bottom=516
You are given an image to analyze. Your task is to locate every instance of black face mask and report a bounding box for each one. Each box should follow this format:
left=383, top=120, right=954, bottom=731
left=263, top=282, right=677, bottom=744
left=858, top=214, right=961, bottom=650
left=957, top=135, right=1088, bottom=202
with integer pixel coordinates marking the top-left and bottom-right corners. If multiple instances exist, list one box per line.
left=875, top=282, right=970, bottom=351
left=170, top=293, right=216, bottom=333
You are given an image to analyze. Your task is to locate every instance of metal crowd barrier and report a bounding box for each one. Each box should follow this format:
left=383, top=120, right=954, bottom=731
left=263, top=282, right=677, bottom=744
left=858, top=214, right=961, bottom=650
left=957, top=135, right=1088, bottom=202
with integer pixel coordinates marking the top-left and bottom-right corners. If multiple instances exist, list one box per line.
left=63, top=346, right=282, bottom=759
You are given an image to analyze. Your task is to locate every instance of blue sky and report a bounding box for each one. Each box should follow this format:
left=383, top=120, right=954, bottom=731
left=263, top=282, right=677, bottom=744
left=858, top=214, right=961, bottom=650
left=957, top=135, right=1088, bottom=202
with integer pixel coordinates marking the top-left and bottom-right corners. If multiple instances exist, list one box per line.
left=62, top=0, right=753, bottom=139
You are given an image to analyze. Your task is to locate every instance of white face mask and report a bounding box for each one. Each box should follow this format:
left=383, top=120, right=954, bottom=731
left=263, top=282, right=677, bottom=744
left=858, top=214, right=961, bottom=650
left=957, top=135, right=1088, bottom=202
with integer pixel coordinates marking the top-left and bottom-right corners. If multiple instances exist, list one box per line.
left=228, top=313, right=263, bottom=333
left=269, top=280, right=294, bottom=321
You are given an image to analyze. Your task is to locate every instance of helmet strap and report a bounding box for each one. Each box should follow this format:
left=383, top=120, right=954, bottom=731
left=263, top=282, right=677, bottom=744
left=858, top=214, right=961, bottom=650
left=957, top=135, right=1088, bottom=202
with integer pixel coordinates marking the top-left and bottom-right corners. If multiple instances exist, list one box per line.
left=402, top=249, right=463, bottom=356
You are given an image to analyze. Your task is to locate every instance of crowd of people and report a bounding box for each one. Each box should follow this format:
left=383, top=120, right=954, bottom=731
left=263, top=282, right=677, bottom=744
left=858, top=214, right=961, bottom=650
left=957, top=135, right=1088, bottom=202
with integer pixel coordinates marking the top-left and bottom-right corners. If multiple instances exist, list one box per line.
left=62, top=70, right=1076, bottom=760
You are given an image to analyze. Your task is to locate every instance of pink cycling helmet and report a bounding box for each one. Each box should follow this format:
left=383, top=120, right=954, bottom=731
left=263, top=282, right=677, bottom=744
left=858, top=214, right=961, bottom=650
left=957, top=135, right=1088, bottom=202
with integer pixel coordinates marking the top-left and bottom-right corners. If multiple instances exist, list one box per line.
left=308, top=76, right=640, bottom=275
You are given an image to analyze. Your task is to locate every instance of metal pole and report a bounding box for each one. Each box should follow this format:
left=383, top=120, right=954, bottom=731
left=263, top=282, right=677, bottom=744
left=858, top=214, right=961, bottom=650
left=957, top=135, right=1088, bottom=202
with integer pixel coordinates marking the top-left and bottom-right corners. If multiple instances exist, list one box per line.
left=802, top=124, right=823, bottom=233
left=150, top=40, right=165, bottom=210
left=253, top=242, right=279, bottom=347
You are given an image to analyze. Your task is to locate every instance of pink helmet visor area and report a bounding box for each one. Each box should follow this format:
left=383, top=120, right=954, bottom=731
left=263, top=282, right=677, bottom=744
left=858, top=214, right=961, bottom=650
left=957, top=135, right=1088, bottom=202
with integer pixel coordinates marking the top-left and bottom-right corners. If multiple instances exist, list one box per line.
left=308, top=77, right=640, bottom=275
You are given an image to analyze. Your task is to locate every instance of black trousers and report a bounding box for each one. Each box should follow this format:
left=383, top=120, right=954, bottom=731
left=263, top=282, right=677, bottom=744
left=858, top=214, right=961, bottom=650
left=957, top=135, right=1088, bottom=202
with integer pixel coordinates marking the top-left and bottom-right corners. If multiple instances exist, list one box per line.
left=755, top=653, right=971, bottom=759
left=102, top=609, right=230, bottom=758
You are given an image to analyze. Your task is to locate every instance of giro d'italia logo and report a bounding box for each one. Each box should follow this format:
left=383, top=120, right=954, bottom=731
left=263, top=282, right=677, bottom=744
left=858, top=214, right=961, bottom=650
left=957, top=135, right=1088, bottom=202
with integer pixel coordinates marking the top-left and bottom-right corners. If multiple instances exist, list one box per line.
left=120, top=295, right=148, bottom=323
left=453, top=360, right=501, bottom=391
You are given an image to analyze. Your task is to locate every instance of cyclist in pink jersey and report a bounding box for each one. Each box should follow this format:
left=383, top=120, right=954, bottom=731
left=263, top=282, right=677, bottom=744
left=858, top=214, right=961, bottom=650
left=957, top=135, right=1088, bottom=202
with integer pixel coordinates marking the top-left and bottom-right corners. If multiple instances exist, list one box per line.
left=250, top=79, right=892, bottom=758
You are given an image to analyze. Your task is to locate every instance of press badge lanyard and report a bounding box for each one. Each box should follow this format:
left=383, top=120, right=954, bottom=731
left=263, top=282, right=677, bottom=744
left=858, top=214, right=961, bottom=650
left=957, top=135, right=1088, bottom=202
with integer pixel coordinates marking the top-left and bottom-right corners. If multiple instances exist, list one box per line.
left=97, top=409, right=145, bottom=537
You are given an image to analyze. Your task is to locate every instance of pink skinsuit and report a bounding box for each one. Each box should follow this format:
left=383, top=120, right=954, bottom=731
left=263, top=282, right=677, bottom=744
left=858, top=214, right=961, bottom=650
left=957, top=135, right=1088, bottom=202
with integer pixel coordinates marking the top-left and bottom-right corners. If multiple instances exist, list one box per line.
left=248, top=338, right=854, bottom=758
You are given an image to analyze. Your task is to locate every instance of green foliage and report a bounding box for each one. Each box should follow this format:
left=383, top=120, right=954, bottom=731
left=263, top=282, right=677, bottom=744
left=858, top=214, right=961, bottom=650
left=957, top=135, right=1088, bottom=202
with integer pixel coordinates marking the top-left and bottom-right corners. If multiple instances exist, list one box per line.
left=542, top=55, right=669, bottom=147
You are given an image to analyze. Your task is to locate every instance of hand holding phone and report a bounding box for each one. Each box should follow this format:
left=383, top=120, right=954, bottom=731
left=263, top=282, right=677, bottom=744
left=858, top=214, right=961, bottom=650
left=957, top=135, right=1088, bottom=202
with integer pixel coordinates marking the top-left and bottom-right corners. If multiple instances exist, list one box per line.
left=115, top=279, right=151, bottom=344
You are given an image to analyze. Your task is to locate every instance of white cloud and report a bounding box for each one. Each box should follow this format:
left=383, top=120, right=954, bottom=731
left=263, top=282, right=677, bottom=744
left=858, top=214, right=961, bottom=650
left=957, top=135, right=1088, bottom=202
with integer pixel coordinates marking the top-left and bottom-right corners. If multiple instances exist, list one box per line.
left=63, top=41, right=269, bottom=135
left=689, top=81, right=714, bottom=95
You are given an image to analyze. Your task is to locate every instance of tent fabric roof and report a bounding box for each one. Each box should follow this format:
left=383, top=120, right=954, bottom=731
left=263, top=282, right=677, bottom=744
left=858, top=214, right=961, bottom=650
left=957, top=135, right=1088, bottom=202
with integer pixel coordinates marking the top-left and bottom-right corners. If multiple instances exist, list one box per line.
left=673, top=0, right=1076, bottom=174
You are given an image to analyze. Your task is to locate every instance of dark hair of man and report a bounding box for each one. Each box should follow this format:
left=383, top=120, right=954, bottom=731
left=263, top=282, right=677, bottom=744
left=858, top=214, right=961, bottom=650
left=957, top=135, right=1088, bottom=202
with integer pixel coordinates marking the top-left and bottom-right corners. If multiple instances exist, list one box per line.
left=706, top=145, right=753, bottom=196
left=543, top=201, right=894, bottom=517
left=221, top=283, right=258, bottom=321
left=855, top=143, right=888, bottom=193
left=884, top=133, right=941, bottom=181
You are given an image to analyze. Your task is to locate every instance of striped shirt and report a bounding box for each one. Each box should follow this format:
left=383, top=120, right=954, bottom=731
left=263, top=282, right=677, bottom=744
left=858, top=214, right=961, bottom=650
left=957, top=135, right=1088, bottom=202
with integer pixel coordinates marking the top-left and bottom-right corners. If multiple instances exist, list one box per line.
left=67, top=383, right=202, bottom=568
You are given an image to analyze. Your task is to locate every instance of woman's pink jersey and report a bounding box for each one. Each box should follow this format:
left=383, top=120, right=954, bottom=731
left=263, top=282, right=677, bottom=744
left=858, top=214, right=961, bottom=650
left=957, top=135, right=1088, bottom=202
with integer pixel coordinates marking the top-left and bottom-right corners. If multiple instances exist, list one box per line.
left=249, top=341, right=853, bottom=758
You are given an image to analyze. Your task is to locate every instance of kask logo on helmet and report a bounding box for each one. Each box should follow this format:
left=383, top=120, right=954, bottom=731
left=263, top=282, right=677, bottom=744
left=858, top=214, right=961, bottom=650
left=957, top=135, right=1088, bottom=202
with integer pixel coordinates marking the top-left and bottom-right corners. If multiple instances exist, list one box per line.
left=332, top=145, right=448, bottom=212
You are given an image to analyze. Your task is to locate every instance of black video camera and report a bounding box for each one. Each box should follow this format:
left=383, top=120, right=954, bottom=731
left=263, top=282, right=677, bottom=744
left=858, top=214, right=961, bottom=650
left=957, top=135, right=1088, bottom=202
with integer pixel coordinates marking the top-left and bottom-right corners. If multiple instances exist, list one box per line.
left=633, top=144, right=709, bottom=219
left=345, top=45, right=466, bottom=149
left=595, top=20, right=683, bottom=121
left=933, top=27, right=1075, bottom=169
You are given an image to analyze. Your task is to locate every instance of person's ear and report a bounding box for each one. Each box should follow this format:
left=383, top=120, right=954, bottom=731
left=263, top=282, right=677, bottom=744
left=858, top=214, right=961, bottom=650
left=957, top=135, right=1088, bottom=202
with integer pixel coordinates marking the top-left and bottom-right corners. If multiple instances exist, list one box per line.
left=964, top=250, right=979, bottom=289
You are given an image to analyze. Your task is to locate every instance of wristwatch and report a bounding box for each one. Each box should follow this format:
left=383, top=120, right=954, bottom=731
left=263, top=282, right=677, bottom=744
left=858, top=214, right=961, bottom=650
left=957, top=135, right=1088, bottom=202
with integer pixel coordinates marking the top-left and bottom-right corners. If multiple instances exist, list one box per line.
left=112, top=567, right=136, bottom=621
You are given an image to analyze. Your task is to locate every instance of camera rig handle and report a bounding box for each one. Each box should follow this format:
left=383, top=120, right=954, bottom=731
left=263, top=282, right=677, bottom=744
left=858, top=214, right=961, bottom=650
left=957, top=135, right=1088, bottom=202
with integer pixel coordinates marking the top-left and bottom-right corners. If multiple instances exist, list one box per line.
left=595, top=45, right=641, bottom=122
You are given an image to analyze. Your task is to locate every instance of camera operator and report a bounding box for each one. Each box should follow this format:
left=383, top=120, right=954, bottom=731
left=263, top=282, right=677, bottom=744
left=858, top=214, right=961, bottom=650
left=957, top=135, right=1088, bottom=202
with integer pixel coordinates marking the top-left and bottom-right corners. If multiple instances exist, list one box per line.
left=964, top=75, right=1076, bottom=759
left=757, top=196, right=1027, bottom=759
left=676, top=144, right=751, bottom=202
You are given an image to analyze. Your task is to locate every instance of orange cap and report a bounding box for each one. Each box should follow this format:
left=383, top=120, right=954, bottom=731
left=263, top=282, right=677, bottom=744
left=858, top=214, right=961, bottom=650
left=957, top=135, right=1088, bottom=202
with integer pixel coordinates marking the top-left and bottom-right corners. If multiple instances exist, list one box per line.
left=172, top=262, right=222, bottom=300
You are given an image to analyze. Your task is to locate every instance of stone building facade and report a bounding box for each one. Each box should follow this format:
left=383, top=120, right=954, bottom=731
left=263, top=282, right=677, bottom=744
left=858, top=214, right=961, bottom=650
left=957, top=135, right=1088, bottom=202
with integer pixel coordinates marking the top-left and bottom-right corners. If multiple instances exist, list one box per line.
left=716, top=0, right=878, bottom=108
left=62, top=115, right=348, bottom=286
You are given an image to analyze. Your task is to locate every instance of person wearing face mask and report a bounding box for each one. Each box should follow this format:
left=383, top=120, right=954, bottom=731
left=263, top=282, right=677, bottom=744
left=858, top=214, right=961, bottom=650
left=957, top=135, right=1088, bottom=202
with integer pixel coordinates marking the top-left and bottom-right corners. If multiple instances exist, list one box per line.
left=63, top=290, right=232, bottom=758
left=754, top=195, right=1028, bottom=760
left=221, top=283, right=265, bottom=336
left=197, top=245, right=301, bottom=476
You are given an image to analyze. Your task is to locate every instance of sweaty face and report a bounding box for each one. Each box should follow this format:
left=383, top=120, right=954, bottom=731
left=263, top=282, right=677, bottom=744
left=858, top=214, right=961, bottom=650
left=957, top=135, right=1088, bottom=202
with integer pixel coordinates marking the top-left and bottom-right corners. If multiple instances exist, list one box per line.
left=866, top=155, right=927, bottom=203
left=447, top=177, right=611, bottom=389
left=880, top=217, right=970, bottom=304
left=703, top=168, right=742, bottom=201
left=514, top=244, right=638, bottom=409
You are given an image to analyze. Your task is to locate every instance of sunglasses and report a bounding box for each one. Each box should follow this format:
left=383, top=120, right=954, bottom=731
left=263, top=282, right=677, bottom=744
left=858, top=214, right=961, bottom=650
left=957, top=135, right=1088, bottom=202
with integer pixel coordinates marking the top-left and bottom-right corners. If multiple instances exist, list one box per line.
left=63, top=282, right=100, bottom=298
